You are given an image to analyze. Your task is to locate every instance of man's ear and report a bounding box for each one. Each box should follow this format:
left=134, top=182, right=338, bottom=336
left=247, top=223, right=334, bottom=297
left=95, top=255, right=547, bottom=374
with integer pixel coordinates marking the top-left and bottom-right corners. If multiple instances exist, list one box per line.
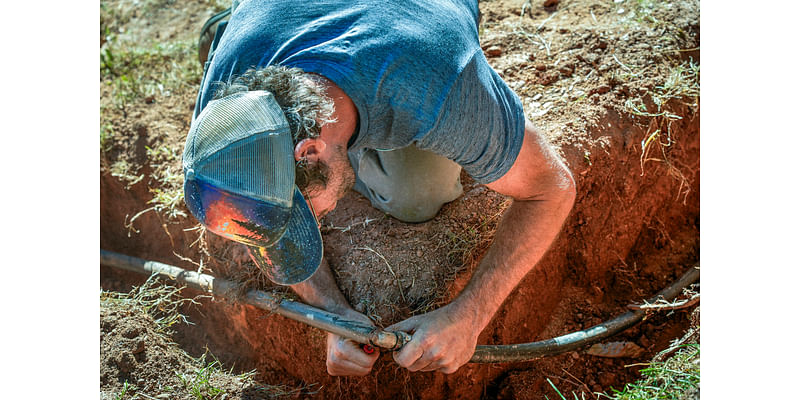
left=294, top=138, right=328, bottom=162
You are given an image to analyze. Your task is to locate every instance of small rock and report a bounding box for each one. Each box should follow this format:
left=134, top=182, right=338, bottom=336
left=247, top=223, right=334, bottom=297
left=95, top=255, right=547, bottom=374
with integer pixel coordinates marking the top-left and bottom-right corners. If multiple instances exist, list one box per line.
left=132, top=339, right=145, bottom=354
left=543, top=0, right=560, bottom=7
left=571, top=352, right=580, bottom=360
left=528, top=53, right=536, bottom=61
left=592, top=384, right=603, bottom=393
left=537, top=71, right=559, bottom=86
left=416, top=250, right=423, bottom=257
left=590, top=85, right=611, bottom=95
left=486, top=45, right=503, bottom=57
left=535, top=64, right=547, bottom=71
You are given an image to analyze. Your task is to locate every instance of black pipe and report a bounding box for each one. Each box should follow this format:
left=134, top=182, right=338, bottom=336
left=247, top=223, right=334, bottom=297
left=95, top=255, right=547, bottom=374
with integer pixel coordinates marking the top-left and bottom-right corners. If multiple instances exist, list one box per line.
left=100, top=250, right=410, bottom=350
left=470, top=265, right=699, bottom=362
left=100, top=249, right=698, bottom=363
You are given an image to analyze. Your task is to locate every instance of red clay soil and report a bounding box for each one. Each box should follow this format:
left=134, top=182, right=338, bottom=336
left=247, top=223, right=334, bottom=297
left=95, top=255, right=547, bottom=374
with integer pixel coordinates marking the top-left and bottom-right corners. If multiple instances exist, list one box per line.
left=100, top=0, right=700, bottom=398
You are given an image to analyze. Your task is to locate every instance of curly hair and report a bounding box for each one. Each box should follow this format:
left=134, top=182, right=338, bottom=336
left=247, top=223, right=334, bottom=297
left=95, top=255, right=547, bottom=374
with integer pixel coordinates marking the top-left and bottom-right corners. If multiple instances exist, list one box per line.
left=213, top=66, right=336, bottom=141
left=212, top=66, right=336, bottom=192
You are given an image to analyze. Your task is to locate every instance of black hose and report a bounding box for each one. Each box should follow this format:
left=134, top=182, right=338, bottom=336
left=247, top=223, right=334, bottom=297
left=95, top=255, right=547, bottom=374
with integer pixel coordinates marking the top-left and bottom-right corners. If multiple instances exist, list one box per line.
left=470, top=265, right=699, bottom=362
left=100, top=250, right=410, bottom=350
left=100, top=249, right=698, bottom=363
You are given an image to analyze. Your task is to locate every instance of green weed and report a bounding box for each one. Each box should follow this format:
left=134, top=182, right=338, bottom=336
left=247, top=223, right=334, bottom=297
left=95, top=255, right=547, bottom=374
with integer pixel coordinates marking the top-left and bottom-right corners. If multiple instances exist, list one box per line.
left=177, top=353, right=225, bottom=400
left=543, top=344, right=700, bottom=400
left=115, top=380, right=129, bottom=400
left=148, top=186, right=187, bottom=220
left=603, top=344, right=700, bottom=400
left=100, top=122, right=114, bottom=151
left=101, top=38, right=201, bottom=111
left=110, top=159, right=145, bottom=188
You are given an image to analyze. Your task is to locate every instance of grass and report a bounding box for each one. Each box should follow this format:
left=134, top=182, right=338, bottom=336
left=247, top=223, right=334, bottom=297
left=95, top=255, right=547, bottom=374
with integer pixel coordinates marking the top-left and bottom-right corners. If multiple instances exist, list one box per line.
left=115, top=381, right=130, bottom=400
left=146, top=144, right=187, bottom=220
left=177, top=353, right=226, bottom=400
left=109, top=159, right=145, bottom=188
left=625, top=59, right=700, bottom=120
left=625, top=58, right=699, bottom=203
left=603, top=344, right=700, bottom=400
left=176, top=351, right=319, bottom=400
left=608, top=0, right=700, bottom=198
left=543, top=343, right=700, bottom=400
left=101, top=274, right=203, bottom=333
left=101, top=37, right=201, bottom=113
left=100, top=0, right=201, bottom=224
left=101, top=34, right=194, bottom=221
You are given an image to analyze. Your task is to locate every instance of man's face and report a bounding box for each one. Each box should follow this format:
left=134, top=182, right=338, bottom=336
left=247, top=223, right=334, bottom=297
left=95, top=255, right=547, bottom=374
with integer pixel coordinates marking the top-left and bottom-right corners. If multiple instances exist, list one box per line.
left=303, top=146, right=355, bottom=219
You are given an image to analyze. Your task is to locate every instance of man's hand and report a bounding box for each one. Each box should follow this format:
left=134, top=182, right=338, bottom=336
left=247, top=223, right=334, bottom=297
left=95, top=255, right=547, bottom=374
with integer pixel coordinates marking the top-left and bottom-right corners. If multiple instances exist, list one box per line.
left=325, top=309, right=380, bottom=376
left=291, top=259, right=381, bottom=376
left=386, top=304, right=478, bottom=374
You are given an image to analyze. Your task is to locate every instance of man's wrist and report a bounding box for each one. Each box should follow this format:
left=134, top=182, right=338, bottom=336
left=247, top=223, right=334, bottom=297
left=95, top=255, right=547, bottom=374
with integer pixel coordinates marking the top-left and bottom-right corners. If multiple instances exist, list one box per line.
left=448, top=292, right=495, bottom=333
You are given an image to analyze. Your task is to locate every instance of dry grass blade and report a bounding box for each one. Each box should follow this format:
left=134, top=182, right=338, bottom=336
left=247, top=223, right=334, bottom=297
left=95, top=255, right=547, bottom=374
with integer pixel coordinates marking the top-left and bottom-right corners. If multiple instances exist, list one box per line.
left=626, top=293, right=699, bottom=311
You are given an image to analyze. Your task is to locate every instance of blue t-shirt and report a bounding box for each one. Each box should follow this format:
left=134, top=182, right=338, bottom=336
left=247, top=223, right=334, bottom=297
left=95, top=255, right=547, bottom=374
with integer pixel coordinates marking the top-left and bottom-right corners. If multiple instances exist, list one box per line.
left=197, top=0, right=525, bottom=184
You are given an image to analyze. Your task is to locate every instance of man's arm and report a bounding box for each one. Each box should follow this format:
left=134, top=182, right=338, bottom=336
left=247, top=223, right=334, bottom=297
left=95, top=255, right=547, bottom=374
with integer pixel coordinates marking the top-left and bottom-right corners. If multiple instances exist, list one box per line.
left=387, top=120, right=576, bottom=373
left=291, top=257, right=380, bottom=376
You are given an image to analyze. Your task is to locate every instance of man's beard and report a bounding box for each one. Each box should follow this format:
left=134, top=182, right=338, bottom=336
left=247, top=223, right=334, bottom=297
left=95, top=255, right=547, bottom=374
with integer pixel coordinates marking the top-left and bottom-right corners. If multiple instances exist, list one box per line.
left=327, top=149, right=356, bottom=200
left=296, top=146, right=355, bottom=200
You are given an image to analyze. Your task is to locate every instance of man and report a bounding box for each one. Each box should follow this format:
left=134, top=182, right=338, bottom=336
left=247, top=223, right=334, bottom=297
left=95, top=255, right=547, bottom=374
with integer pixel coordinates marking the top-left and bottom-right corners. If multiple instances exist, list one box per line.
left=183, top=0, right=576, bottom=376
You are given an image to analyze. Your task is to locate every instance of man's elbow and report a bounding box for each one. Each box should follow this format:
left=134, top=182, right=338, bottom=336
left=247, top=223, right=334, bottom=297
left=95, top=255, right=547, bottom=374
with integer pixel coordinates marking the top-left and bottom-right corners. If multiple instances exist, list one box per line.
left=561, top=170, right=577, bottom=210
left=545, top=166, right=576, bottom=214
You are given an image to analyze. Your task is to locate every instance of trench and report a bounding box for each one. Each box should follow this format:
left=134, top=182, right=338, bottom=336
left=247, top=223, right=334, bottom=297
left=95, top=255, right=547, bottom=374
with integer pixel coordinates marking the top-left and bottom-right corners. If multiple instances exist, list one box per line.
left=100, top=96, right=699, bottom=399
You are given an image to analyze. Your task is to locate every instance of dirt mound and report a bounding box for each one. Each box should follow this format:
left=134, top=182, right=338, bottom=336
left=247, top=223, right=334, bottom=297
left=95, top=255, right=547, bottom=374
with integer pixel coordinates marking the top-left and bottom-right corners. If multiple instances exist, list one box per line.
left=100, top=277, right=310, bottom=399
left=100, top=0, right=700, bottom=398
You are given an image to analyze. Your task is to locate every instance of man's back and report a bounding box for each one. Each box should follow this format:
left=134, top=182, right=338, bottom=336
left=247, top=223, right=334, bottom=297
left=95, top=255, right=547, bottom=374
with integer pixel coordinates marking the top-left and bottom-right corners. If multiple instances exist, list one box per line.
left=199, top=0, right=524, bottom=185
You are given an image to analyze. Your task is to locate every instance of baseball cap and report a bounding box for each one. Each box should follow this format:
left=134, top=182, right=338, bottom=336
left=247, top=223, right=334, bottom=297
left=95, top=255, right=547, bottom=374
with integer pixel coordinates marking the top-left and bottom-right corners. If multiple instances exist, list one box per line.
left=182, top=90, right=323, bottom=285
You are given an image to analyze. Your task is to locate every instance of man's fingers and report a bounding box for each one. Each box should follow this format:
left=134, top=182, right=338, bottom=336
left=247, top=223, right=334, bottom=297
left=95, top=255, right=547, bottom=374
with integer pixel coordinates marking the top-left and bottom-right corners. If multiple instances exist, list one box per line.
left=332, top=338, right=378, bottom=365
left=392, top=336, right=424, bottom=368
left=327, top=356, right=372, bottom=376
left=385, top=317, right=418, bottom=334
left=408, top=345, right=445, bottom=372
left=325, top=335, right=379, bottom=376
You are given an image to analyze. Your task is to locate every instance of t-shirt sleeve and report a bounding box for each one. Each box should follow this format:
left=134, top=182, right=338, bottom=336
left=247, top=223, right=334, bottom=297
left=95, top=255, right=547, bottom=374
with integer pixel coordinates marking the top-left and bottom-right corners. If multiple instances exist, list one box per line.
left=416, top=50, right=525, bottom=184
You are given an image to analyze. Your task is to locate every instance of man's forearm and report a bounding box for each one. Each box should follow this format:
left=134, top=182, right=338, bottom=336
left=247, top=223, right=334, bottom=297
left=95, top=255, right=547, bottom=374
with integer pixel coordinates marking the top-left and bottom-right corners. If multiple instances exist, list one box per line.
left=450, top=187, right=575, bottom=331
left=291, top=257, right=354, bottom=315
